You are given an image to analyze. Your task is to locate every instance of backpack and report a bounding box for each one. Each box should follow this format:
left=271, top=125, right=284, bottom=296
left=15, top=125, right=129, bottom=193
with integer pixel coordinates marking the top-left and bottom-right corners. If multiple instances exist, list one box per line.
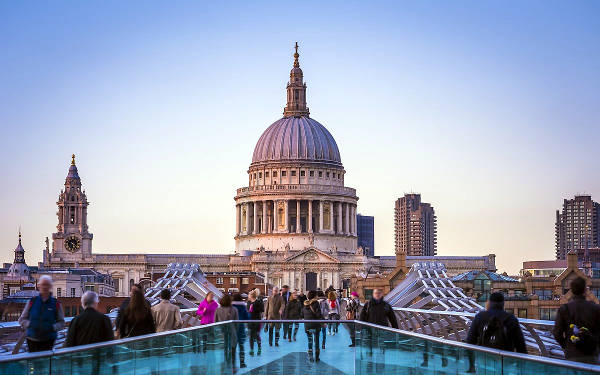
left=478, top=314, right=509, bottom=350
left=566, top=304, right=598, bottom=356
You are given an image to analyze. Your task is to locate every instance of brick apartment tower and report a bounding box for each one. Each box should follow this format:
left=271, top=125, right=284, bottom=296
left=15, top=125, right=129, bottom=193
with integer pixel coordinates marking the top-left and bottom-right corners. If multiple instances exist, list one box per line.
left=555, top=195, right=600, bottom=260
left=394, top=193, right=437, bottom=256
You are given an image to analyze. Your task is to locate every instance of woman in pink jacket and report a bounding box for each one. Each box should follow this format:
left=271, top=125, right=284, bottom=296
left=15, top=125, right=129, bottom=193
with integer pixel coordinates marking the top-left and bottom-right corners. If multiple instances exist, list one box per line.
left=197, top=291, right=218, bottom=325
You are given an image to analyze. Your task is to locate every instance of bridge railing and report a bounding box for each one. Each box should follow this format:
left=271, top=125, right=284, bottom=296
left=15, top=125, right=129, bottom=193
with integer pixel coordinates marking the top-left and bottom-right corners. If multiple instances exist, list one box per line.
left=1, top=320, right=599, bottom=374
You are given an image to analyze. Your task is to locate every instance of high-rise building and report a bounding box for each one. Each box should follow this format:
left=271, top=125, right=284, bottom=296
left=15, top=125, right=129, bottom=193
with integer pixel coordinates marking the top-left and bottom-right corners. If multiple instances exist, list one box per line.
left=394, top=193, right=437, bottom=256
left=555, top=195, right=600, bottom=260
left=357, top=214, right=374, bottom=257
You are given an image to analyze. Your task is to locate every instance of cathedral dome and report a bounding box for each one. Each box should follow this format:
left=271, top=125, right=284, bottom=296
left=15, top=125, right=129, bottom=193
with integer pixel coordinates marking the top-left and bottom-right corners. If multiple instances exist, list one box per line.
left=251, top=116, right=342, bottom=166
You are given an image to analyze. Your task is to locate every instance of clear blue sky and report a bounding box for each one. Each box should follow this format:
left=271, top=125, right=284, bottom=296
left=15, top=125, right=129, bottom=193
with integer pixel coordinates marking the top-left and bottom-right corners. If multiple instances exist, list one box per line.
left=1, top=1, right=599, bottom=273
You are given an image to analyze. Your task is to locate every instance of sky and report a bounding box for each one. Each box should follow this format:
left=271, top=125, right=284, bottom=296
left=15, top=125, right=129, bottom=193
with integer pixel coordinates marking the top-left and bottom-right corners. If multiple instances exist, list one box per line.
left=1, top=1, right=599, bottom=274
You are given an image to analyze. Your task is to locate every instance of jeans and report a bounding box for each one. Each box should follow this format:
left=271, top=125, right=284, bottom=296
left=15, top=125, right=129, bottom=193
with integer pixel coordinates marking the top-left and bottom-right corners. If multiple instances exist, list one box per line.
left=320, top=325, right=326, bottom=346
left=284, top=322, right=300, bottom=339
left=248, top=324, right=261, bottom=351
left=306, top=327, right=321, bottom=355
left=327, top=313, right=340, bottom=333
left=268, top=323, right=280, bottom=344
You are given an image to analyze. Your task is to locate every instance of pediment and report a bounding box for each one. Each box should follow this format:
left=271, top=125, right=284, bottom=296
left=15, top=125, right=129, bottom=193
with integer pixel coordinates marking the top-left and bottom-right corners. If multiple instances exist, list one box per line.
left=285, top=248, right=340, bottom=264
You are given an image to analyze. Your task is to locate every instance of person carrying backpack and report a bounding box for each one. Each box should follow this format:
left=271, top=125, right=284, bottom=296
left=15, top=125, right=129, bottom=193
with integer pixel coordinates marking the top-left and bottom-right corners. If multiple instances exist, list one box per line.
left=553, top=277, right=600, bottom=364
left=466, top=292, right=526, bottom=353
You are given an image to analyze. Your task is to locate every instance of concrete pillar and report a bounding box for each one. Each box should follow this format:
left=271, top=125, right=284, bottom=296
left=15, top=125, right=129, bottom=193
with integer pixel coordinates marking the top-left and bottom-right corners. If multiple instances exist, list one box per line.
left=235, top=204, right=240, bottom=236
left=329, top=202, right=334, bottom=233
left=308, top=200, right=313, bottom=233
left=262, top=201, right=267, bottom=234
left=284, top=199, right=289, bottom=232
left=246, top=202, right=252, bottom=235
left=296, top=200, right=301, bottom=233
left=337, top=202, right=342, bottom=234
left=345, top=203, right=350, bottom=235
left=351, top=204, right=356, bottom=235
left=319, top=200, right=324, bottom=233
left=274, top=200, right=279, bottom=232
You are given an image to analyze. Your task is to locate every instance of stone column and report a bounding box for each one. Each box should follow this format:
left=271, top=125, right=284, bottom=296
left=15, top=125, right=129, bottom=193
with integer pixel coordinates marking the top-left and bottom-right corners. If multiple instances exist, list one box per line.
left=262, top=201, right=267, bottom=234
left=296, top=200, right=301, bottom=233
left=308, top=200, right=313, bottom=233
left=274, top=200, right=279, bottom=232
left=351, top=204, right=356, bottom=235
left=329, top=202, right=334, bottom=233
left=345, top=203, right=350, bottom=235
left=319, top=200, right=324, bottom=233
left=336, top=202, right=342, bottom=234
left=284, top=199, right=289, bottom=232
left=253, top=201, right=259, bottom=234
left=246, top=202, right=252, bottom=235
left=235, top=204, right=240, bottom=236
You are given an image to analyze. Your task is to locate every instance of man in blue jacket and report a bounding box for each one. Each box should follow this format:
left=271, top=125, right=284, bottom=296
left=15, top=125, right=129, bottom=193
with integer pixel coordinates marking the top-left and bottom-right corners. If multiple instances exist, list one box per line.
left=19, top=275, right=65, bottom=352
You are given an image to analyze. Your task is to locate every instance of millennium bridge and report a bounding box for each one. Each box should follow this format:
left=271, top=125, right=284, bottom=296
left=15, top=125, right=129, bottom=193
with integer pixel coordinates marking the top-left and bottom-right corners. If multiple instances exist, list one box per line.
left=1, top=262, right=599, bottom=374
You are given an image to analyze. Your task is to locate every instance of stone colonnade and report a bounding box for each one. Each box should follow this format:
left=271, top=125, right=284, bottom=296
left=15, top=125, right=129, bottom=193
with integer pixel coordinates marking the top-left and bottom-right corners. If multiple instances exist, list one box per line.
left=235, top=199, right=357, bottom=236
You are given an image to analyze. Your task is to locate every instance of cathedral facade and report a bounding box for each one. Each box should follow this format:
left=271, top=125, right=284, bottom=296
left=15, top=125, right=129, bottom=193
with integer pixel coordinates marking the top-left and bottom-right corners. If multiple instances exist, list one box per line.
left=36, top=45, right=495, bottom=297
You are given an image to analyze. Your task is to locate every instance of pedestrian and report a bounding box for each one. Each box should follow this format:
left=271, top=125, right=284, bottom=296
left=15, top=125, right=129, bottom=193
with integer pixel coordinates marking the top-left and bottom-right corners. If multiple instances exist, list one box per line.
left=346, top=291, right=361, bottom=347
left=280, top=285, right=291, bottom=340
left=553, top=277, right=600, bottom=364
left=232, top=293, right=249, bottom=368
left=297, top=290, right=307, bottom=304
left=326, top=290, right=341, bottom=335
left=151, top=289, right=182, bottom=332
left=196, top=291, right=218, bottom=325
left=65, top=291, right=113, bottom=347
left=466, top=292, right=526, bottom=353
left=358, top=288, right=398, bottom=356
left=283, top=291, right=302, bottom=342
left=264, top=286, right=284, bottom=346
left=19, top=275, right=65, bottom=352
left=215, top=294, right=239, bottom=370
left=301, top=290, right=324, bottom=363
left=317, top=290, right=328, bottom=349
left=247, top=288, right=263, bottom=356
left=118, top=289, right=155, bottom=338
left=115, top=283, right=143, bottom=335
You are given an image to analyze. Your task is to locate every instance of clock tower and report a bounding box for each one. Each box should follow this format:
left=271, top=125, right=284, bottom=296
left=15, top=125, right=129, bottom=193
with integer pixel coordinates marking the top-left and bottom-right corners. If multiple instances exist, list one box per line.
left=51, top=154, right=93, bottom=265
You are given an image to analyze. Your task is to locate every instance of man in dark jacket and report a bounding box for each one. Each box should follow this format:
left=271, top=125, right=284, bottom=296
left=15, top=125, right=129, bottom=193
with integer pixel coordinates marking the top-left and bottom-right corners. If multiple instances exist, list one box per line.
left=66, top=291, right=114, bottom=347
left=466, top=292, right=527, bottom=353
left=283, top=291, right=302, bottom=342
left=359, top=288, right=398, bottom=328
left=553, top=277, right=600, bottom=364
left=301, top=290, right=324, bottom=362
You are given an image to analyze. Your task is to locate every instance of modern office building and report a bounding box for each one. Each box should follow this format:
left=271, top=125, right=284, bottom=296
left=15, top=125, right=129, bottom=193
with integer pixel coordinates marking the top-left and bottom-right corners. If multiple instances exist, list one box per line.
left=394, top=193, right=437, bottom=256
left=555, top=195, right=600, bottom=260
left=357, top=214, right=374, bottom=257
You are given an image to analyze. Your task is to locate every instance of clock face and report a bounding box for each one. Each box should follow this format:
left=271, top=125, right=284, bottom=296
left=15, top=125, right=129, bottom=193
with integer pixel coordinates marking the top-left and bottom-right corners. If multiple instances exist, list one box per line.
left=65, top=236, right=81, bottom=253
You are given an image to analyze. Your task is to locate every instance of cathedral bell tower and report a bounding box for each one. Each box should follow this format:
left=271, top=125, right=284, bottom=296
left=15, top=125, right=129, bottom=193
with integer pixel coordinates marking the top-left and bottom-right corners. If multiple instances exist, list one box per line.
left=283, top=42, right=310, bottom=118
left=51, top=154, right=93, bottom=264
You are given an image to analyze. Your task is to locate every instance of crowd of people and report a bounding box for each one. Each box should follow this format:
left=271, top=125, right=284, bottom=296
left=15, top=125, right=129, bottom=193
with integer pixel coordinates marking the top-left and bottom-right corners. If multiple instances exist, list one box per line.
left=15, top=275, right=600, bottom=368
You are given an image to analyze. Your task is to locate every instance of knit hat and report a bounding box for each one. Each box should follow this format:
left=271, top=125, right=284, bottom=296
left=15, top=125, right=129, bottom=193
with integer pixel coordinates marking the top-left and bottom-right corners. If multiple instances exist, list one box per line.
left=351, top=292, right=359, bottom=297
left=489, top=292, right=504, bottom=303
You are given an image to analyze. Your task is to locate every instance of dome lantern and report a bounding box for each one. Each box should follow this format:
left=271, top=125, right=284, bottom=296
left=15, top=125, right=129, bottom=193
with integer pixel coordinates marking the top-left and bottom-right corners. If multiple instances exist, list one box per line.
left=283, top=42, right=310, bottom=118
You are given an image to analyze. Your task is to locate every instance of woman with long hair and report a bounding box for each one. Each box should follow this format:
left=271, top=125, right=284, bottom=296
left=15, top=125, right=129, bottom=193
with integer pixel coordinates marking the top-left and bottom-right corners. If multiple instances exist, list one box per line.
left=118, top=290, right=155, bottom=338
left=301, top=290, right=324, bottom=363
left=326, top=290, right=341, bottom=335
left=246, top=288, right=264, bottom=356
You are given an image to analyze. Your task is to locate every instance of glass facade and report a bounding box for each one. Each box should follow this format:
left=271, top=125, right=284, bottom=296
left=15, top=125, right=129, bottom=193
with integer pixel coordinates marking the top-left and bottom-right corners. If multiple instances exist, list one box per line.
left=357, top=214, right=374, bottom=257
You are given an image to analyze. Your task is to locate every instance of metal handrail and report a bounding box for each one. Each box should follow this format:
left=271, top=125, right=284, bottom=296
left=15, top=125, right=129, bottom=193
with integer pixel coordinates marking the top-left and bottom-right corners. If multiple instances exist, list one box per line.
left=2, top=319, right=599, bottom=372
left=392, top=306, right=556, bottom=326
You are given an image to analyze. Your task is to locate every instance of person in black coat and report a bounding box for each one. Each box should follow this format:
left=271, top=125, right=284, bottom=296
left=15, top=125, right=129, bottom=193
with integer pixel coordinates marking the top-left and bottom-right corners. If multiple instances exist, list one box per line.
left=466, top=292, right=526, bottom=353
left=247, top=288, right=264, bottom=356
left=358, top=289, right=398, bottom=328
left=283, top=291, right=302, bottom=341
left=115, top=283, right=143, bottom=336
left=301, top=290, right=324, bottom=362
left=553, top=277, right=600, bottom=364
left=66, top=291, right=114, bottom=347
left=118, top=290, right=155, bottom=338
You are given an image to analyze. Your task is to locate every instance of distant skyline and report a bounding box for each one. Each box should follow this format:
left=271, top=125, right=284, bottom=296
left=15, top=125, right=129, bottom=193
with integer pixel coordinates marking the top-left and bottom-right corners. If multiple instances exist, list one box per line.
left=1, top=2, right=599, bottom=273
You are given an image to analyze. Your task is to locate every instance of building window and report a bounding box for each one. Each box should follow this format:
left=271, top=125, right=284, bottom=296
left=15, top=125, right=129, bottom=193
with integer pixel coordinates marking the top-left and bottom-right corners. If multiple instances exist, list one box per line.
left=539, top=308, right=557, bottom=321
left=326, top=172, right=330, bottom=178
left=473, top=275, right=491, bottom=302
left=265, top=171, right=269, bottom=177
left=57, top=288, right=62, bottom=297
left=518, top=309, right=527, bottom=318
left=85, top=285, right=94, bottom=291
left=337, top=173, right=340, bottom=179
left=230, top=278, right=237, bottom=284
left=273, top=171, right=277, bottom=177
left=300, top=170, right=305, bottom=177
left=216, top=277, right=223, bottom=285
left=309, top=171, right=314, bottom=177
left=242, top=277, right=249, bottom=285
left=228, top=288, right=239, bottom=293
left=291, top=171, right=296, bottom=177
left=71, top=288, right=76, bottom=297
left=281, top=171, right=287, bottom=177
left=318, top=171, right=323, bottom=178
left=533, top=289, right=552, bottom=301
left=259, top=172, right=262, bottom=178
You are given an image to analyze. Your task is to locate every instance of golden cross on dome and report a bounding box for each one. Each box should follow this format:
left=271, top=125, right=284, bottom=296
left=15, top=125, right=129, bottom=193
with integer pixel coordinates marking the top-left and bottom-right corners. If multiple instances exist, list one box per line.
left=71, top=154, right=76, bottom=166
left=294, top=42, right=298, bottom=54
